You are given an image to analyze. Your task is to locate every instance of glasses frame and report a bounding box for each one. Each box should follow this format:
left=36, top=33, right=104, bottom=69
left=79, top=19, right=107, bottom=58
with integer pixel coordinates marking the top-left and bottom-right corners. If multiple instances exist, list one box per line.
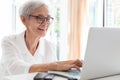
left=29, top=15, right=54, bottom=24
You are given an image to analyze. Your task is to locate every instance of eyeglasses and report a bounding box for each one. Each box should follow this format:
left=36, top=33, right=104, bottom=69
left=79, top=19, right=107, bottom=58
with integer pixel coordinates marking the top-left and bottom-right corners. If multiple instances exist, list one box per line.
left=29, top=15, right=54, bottom=24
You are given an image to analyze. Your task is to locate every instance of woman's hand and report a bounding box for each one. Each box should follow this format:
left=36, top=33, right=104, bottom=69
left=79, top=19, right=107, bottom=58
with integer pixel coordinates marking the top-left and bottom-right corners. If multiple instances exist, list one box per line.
left=54, top=59, right=83, bottom=71
left=71, top=59, right=83, bottom=67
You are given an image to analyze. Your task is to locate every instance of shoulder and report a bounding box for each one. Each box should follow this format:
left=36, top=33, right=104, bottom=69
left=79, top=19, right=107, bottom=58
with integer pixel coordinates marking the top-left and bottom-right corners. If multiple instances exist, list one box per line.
left=2, top=34, right=16, bottom=42
left=1, top=31, right=25, bottom=44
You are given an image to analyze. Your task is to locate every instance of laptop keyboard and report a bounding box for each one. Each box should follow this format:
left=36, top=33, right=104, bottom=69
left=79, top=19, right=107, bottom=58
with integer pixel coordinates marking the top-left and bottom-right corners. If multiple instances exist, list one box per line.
left=67, top=69, right=81, bottom=76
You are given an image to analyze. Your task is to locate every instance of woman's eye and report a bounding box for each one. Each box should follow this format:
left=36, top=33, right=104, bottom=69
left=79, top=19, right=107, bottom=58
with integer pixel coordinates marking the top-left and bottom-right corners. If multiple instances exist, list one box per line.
left=37, top=17, right=44, bottom=21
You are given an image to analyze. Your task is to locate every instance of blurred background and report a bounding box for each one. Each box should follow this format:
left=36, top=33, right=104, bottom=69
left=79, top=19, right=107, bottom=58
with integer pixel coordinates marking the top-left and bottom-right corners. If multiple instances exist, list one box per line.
left=0, top=0, right=120, bottom=60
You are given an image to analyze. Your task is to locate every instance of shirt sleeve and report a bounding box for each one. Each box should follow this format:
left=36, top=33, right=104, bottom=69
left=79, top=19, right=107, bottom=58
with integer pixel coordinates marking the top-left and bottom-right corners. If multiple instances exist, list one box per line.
left=1, top=36, right=32, bottom=75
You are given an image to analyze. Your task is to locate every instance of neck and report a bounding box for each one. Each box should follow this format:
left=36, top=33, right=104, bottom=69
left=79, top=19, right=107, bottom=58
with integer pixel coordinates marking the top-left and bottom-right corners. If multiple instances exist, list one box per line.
left=25, top=31, right=40, bottom=55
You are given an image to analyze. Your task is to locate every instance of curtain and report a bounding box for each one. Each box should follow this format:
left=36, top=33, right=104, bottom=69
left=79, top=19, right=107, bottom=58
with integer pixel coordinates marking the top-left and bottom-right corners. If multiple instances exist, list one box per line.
left=68, top=0, right=87, bottom=59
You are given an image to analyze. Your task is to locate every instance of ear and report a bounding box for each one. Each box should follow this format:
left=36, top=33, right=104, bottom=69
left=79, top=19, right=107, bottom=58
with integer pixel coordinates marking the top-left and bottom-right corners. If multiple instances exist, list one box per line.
left=20, top=16, right=27, bottom=26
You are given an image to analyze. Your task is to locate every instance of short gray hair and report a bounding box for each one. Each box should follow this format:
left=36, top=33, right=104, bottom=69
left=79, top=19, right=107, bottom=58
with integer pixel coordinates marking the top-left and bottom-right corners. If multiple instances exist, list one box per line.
left=19, top=0, right=48, bottom=19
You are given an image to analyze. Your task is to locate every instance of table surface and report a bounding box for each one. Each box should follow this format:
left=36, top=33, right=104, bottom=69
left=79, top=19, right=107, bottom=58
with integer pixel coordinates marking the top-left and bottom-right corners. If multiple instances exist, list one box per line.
left=3, top=72, right=120, bottom=80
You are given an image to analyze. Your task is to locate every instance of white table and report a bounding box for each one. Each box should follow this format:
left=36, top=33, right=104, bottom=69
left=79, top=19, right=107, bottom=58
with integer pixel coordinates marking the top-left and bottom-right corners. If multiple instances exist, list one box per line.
left=3, top=72, right=120, bottom=80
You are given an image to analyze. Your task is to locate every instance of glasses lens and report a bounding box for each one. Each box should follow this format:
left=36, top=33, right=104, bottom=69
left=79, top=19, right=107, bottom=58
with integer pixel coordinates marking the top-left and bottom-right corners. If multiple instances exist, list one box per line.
left=38, top=17, right=53, bottom=24
left=30, top=15, right=54, bottom=24
left=46, top=17, right=54, bottom=23
left=36, top=16, right=45, bottom=23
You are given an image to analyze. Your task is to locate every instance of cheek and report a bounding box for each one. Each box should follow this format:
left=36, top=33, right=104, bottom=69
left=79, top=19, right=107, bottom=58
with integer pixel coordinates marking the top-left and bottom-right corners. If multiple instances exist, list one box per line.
left=46, top=24, right=50, bottom=29
left=27, top=22, right=38, bottom=30
left=26, top=25, right=37, bottom=33
left=28, top=20, right=38, bottom=28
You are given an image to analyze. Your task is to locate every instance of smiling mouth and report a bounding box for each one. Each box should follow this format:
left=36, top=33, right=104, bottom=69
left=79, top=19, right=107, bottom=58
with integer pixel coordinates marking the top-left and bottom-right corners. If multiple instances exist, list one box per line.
left=38, top=28, right=46, bottom=31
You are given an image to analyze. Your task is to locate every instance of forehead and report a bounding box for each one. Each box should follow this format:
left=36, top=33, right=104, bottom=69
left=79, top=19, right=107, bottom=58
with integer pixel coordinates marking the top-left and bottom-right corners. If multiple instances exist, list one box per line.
left=32, top=5, right=49, bottom=17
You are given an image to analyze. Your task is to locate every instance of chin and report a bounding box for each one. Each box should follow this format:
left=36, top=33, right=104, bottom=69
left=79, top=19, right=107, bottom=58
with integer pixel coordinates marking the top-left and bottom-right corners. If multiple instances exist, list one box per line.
left=36, top=30, right=47, bottom=37
left=38, top=33, right=46, bottom=37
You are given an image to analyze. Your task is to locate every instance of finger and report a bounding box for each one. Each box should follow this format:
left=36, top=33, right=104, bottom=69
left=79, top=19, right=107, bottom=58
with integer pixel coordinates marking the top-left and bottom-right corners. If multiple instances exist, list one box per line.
left=74, top=60, right=83, bottom=67
left=70, top=64, right=80, bottom=71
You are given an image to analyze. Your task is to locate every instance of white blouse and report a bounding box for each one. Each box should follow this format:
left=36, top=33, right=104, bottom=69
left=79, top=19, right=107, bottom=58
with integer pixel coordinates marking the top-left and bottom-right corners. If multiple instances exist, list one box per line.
left=0, top=31, right=57, bottom=76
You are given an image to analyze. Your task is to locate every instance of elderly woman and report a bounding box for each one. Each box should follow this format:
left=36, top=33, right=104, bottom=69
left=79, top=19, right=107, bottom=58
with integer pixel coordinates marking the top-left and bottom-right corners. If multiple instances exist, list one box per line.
left=1, top=0, right=82, bottom=76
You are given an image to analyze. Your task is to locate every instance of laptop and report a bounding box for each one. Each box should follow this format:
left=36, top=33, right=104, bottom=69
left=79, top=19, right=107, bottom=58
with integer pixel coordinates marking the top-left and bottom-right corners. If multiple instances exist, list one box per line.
left=80, top=27, right=120, bottom=80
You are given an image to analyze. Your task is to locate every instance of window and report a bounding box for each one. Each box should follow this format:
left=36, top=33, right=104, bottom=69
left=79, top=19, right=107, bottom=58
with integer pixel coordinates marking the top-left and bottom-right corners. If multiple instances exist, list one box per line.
left=88, top=0, right=120, bottom=27
left=88, top=0, right=103, bottom=27
left=105, top=0, right=120, bottom=27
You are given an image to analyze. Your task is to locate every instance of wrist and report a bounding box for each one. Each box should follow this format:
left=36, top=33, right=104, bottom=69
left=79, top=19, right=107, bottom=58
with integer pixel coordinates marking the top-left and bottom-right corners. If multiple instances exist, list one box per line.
left=47, top=62, right=59, bottom=71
